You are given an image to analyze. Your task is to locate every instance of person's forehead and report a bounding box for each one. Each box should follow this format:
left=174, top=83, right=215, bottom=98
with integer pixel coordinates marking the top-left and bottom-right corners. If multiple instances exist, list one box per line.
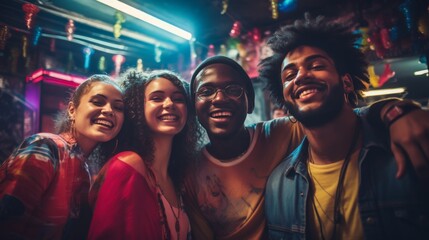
left=281, top=46, right=332, bottom=70
left=196, top=63, right=246, bottom=85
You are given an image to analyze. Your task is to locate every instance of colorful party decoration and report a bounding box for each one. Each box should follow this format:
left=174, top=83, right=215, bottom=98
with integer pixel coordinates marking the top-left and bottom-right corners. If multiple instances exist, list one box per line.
left=83, top=47, right=94, bottom=71
left=65, top=19, right=75, bottom=41
left=368, top=65, right=380, bottom=88
left=378, top=63, right=396, bottom=87
left=22, top=3, right=40, bottom=30
left=219, top=44, right=227, bottom=56
left=0, top=25, right=11, bottom=50
left=229, top=21, right=242, bottom=38
left=32, top=26, right=42, bottom=46
left=207, top=44, right=215, bottom=57
left=137, top=58, right=144, bottom=72
left=271, top=0, right=279, bottom=19
left=22, top=35, right=28, bottom=58
left=112, top=54, right=125, bottom=77
left=221, top=0, right=229, bottom=14
left=113, top=11, right=125, bottom=39
left=98, top=56, right=106, bottom=72
left=252, top=28, right=261, bottom=42
left=380, top=28, right=392, bottom=49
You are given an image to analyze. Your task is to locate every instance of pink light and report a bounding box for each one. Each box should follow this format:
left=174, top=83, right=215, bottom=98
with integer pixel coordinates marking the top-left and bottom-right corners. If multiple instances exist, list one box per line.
left=26, top=69, right=86, bottom=87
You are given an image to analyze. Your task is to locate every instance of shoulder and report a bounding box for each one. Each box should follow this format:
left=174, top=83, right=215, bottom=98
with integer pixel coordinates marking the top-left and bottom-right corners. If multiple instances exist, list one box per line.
left=113, top=151, right=148, bottom=177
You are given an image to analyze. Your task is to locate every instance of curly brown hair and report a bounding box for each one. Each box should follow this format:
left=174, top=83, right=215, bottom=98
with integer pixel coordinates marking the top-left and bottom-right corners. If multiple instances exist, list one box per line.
left=118, top=68, right=201, bottom=190
left=259, top=14, right=369, bottom=108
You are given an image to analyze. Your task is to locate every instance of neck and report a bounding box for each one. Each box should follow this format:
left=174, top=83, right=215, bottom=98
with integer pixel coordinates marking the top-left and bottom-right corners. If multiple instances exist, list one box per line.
left=207, top=127, right=250, bottom=161
left=151, top=135, right=173, bottom=180
left=305, top=107, right=360, bottom=164
left=69, top=132, right=96, bottom=157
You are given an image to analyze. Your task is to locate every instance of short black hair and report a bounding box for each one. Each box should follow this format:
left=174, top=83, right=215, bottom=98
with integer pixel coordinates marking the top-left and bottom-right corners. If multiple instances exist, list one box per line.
left=190, top=55, right=255, bottom=113
left=259, top=14, right=369, bottom=107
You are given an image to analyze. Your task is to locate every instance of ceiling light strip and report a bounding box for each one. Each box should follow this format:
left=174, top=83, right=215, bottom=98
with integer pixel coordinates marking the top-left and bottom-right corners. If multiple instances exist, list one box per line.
left=96, top=0, right=192, bottom=40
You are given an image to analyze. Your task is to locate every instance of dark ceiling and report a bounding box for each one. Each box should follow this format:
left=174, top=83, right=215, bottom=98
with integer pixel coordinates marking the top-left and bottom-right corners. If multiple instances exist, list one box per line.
left=1, top=0, right=429, bottom=101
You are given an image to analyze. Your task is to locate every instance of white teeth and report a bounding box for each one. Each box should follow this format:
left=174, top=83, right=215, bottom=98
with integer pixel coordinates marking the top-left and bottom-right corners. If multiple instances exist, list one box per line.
left=299, top=89, right=318, bottom=98
left=159, top=115, right=178, bottom=121
left=211, top=111, right=232, bottom=117
left=94, top=119, right=113, bottom=128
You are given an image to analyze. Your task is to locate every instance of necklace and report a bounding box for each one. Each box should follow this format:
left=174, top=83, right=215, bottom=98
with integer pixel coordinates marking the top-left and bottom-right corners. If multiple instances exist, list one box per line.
left=157, top=184, right=182, bottom=240
left=307, top=119, right=361, bottom=240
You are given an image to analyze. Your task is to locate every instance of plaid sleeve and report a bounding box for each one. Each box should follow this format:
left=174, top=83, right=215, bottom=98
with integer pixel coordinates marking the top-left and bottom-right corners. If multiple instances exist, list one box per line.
left=0, top=135, right=59, bottom=216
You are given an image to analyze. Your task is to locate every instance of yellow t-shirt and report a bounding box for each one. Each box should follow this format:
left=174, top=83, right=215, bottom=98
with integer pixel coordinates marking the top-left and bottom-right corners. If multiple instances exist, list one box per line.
left=307, top=149, right=364, bottom=240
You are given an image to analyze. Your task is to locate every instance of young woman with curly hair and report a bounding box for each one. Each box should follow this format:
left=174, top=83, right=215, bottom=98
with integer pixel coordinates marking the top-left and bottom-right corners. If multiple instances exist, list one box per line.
left=88, top=69, right=201, bottom=240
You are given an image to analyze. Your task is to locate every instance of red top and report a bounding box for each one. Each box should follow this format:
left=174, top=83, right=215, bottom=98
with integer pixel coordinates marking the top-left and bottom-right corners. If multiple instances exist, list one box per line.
left=88, top=152, right=164, bottom=240
left=0, top=133, right=91, bottom=240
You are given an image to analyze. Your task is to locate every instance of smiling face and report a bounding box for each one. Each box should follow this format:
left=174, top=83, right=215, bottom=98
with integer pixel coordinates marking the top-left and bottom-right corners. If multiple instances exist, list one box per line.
left=281, top=45, right=347, bottom=128
left=69, top=82, right=124, bottom=153
left=144, top=77, right=187, bottom=137
left=194, top=63, right=248, bottom=139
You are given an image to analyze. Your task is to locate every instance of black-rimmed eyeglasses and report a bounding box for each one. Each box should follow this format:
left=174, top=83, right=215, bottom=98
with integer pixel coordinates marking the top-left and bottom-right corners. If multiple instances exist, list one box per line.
left=196, top=84, right=244, bottom=101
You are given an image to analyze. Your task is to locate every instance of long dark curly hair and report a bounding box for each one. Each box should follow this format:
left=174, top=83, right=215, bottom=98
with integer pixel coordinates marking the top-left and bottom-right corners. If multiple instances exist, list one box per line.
left=118, top=68, right=201, bottom=190
left=259, top=14, right=369, bottom=108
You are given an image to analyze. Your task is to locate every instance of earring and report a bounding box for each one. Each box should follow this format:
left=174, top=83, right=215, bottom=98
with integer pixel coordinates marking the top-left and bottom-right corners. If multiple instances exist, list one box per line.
left=69, top=117, right=76, bottom=137
left=346, top=91, right=358, bottom=107
left=286, top=109, right=297, bottom=124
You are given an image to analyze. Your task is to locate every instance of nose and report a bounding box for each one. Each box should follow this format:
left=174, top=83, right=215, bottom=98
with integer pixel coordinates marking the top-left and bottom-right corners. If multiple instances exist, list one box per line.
left=212, top=89, right=228, bottom=102
left=101, top=104, right=114, bottom=116
left=294, top=66, right=311, bottom=85
left=163, top=97, right=174, bottom=108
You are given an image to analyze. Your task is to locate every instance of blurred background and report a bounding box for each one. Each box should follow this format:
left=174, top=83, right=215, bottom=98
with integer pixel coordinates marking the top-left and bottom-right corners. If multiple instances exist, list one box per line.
left=1, top=0, right=428, bottom=160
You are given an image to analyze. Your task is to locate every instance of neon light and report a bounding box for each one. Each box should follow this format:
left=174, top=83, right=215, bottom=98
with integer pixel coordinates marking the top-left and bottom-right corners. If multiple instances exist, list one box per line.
left=362, top=87, right=406, bottom=97
left=26, top=69, right=86, bottom=87
left=96, top=0, right=193, bottom=40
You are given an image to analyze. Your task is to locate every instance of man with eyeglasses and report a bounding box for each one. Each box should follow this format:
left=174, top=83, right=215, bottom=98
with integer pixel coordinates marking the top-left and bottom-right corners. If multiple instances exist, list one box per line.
left=183, top=55, right=429, bottom=240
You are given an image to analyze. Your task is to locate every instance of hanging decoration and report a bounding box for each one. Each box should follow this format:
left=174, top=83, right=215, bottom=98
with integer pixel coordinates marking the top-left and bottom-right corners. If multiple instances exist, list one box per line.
left=251, top=28, right=261, bottom=42
left=50, top=39, right=56, bottom=52
left=32, top=26, right=42, bottom=46
left=137, top=58, right=144, bottom=72
left=83, top=47, right=94, bottom=71
left=154, top=43, right=162, bottom=63
left=22, top=35, right=28, bottom=58
left=221, top=0, right=229, bottom=14
left=229, top=21, right=241, bottom=38
left=270, top=0, right=279, bottom=19
left=22, top=3, right=40, bottom=30
left=219, top=44, right=227, bottom=56
left=278, top=0, right=297, bottom=13
left=112, top=54, right=125, bottom=77
left=0, top=25, right=11, bottom=50
left=98, top=56, right=106, bottom=72
left=207, top=44, right=215, bottom=57
left=367, top=31, right=385, bottom=59
left=380, top=28, right=392, bottom=49
left=113, top=11, right=125, bottom=39
left=368, top=65, right=380, bottom=88
left=65, top=20, right=76, bottom=41
left=378, top=63, right=396, bottom=87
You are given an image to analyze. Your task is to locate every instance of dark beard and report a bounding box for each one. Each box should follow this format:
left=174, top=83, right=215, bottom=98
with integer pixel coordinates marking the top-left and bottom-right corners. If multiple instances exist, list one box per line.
left=285, top=84, right=344, bottom=128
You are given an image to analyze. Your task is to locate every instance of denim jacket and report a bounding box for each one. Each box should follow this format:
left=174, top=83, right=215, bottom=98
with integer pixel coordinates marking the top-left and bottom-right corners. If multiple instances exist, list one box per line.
left=265, top=117, right=429, bottom=240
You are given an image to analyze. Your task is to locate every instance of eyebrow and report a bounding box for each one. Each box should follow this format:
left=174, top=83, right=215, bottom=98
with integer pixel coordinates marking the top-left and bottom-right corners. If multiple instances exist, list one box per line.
left=93, top=94, right=123, bottom=103
left=281, top=54, right=331, bottom=72
left=149, top=90, right=184, bottom=95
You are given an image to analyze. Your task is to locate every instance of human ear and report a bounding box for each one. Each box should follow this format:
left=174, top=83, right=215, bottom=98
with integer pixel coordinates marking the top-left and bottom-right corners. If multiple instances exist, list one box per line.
left=68, top=102, right=76, bottom=120
left=342, top=74, right=354, bottom=93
